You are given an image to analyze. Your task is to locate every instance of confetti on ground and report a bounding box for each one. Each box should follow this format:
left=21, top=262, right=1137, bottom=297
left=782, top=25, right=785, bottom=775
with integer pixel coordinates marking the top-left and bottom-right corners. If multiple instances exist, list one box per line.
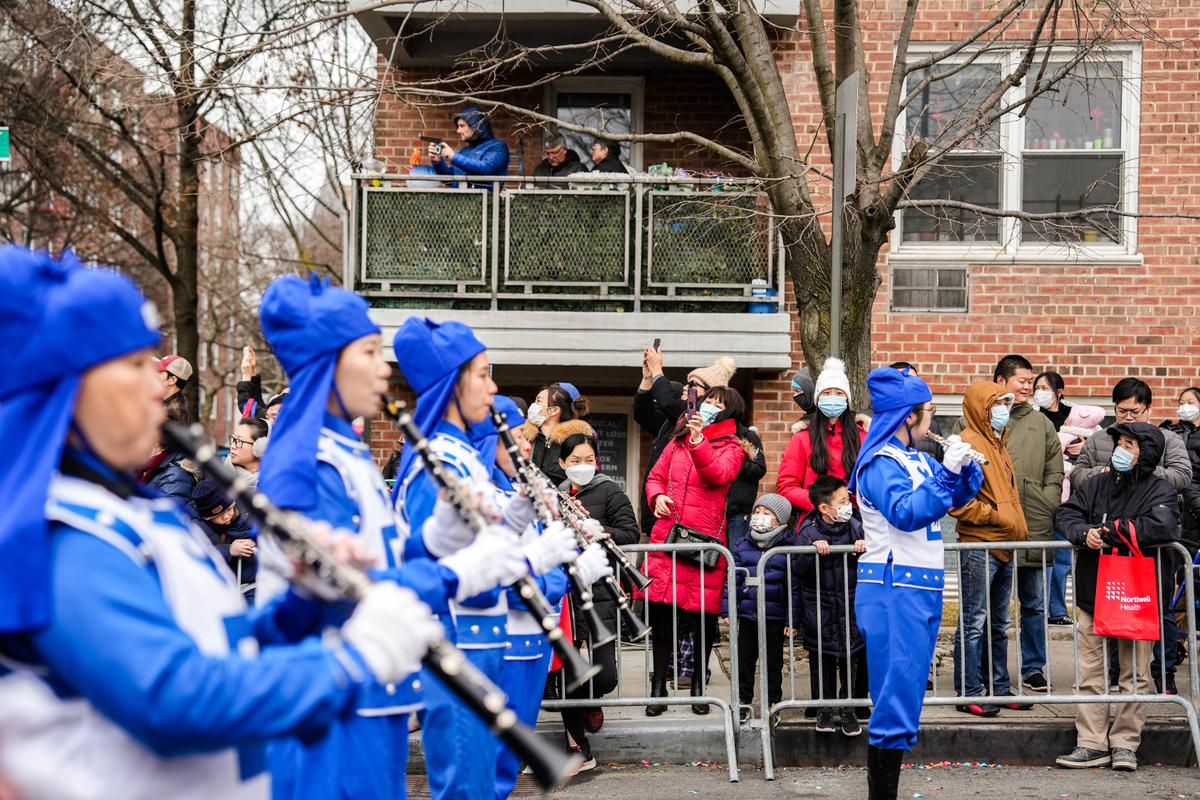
left=902, top=761, right=1008, bottom=770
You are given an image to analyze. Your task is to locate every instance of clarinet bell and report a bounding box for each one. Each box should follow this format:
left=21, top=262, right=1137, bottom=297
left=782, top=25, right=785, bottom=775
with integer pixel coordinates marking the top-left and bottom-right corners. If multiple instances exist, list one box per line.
left=555, top=633, right=602, bottom=693
left=622, top=562, right=653, bottom=593
left=581, top=601, right=617, bottom=648
left=619, top=601, right=651, bottom=642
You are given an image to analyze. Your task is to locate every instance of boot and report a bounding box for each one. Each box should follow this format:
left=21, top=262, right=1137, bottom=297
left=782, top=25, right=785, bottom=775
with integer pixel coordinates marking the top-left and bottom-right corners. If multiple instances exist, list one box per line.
left=690, top=672, right=709, bottom=715
left=867, top=745, right=904, bottom=800
left=645, top=673, right=668, bottom=717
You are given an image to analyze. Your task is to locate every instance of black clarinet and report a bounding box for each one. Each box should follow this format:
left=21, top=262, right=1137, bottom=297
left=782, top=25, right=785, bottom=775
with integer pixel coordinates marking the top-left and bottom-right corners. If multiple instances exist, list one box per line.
left=381, top=399, right=601, bottom=693
left=552, top=489, right=652, bottom=642
left=162, top=422, right=579, bottom=790
left=490, top=409, right=650, bottom=643
left=556, top=488, right=653, bottom=592
left=486, top=409, right=616, bottom=649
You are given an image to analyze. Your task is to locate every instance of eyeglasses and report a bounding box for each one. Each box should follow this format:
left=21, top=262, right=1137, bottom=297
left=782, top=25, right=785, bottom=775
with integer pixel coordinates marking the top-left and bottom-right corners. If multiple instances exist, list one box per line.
left=1114, top=405, right=1146, bottom=419
left=687, top=380, right=709, bottom=391
left=229, top=435, right=250, bottom=449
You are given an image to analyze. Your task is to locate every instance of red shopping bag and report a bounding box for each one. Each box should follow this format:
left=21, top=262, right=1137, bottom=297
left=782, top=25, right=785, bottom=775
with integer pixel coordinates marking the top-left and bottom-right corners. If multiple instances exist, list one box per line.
left=1093, top=521, right=1161, bottom=641
left=549, top=599, right=573, bottom=673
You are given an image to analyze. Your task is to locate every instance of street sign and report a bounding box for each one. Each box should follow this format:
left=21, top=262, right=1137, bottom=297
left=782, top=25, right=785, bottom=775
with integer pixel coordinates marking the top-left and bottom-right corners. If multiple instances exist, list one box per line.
left=0, top=128, right=9, bottom=162
left=829, top=73, right=859, bottom=359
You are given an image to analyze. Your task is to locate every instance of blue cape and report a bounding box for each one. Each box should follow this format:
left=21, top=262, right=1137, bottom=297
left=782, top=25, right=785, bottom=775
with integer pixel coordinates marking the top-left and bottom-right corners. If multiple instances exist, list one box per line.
left=849, top=366, right=933, bottom=492
left=467, top=395, right=525, bottom=487
left=0, top=247, right=160, bottom=633
left=390, top=317, right=486, bottom=501
left=258, top=275, right=379, bottom=511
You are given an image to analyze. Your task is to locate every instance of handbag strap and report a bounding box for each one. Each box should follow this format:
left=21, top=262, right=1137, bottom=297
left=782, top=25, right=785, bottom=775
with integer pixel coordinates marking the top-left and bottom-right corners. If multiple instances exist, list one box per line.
left=667, top=443, right=727, bottom=544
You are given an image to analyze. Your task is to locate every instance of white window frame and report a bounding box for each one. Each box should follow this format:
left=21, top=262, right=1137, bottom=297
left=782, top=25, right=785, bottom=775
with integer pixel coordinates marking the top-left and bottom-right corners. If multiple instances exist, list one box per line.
left=545, top=76, right=645, bottom=171
left=889, top=44, right=1142, bottom=265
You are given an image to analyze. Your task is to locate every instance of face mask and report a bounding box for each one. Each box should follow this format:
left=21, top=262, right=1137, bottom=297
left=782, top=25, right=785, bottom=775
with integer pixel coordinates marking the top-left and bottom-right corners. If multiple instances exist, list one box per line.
left=749, top=514, right=777, bottom=533
left=526, top=402, right=547, bottom=426
left=1033, top=389, right=1055, bottom=409
left=991, top=405, right=1011, bottom=431
left=834, top=503, right=854, bottom=523
left=1179, top=404, right=1200, bottom=423
left=1111, top=446, right=1136, bottom=473
left=792, top=392, right=815, bottom=414
left=564, top=463, right=596, bottom=486
left=698, top=403, right=721, bottom=426
left=817, top=396, right=848, bottom=419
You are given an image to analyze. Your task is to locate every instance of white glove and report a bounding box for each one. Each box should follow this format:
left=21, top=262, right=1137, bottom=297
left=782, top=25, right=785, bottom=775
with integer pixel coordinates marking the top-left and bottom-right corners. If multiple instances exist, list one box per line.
left=580, top=518, right=607, bottom=542
left=341, top=583, right=442, bottom=685
left=522, top=521, right=579, bottom=575
left=942, top=434, right=971, bottom=475
left=440, top=527, right=531, bottom=600
left=572, top=542, right=613, bottom=585
left=499, top=491, right=536, bottom=534
left=422, top=493, right=479, bottom=558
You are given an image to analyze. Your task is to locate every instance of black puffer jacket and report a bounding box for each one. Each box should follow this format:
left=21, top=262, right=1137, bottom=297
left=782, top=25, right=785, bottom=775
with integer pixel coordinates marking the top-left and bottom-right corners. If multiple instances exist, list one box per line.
left=1055, top=423, right=1180, bottom=615
left=794, top=513, right=865, bottom=657
left=530, top=430, right=568, bottom=487
left=559, top=473, right=640, bottom=638
left=1161, top=420, right=1200, bottom=550
left=632, top=374, right=765, bottom=530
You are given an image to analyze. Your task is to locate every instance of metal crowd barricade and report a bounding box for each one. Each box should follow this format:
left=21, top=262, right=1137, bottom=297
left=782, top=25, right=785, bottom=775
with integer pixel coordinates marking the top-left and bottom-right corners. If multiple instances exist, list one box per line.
left=540, top=541, right=742, bottom=782
left=756, top=540, right=1200, bottom=780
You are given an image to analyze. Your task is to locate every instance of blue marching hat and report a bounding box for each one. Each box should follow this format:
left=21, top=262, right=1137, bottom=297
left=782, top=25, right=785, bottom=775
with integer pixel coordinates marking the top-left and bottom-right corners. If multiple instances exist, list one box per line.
left=850, top=365, right=933, bottom=491
left=468, top=395, right=525, bottom=489
left=556, top=382, right=581, bottom=402
left=257, top=275, right=379, bottom=511
left=0, top=246, right=160, bottom=633
left=391, top=317, right=487, bottom=494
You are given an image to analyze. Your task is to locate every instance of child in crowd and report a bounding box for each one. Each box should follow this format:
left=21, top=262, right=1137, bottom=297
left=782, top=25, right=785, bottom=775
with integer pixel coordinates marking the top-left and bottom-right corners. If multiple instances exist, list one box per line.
left=726, top=493, right=799, bottom=723
left=795, top=475, right=868, bottom=737
left=1058, top=405, right=1107, bottom=501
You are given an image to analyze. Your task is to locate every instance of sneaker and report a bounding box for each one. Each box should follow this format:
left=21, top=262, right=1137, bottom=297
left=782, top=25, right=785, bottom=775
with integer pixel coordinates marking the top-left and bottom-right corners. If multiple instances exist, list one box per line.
left=1110, top=747, right=1138, bottom=772
left=855, top=706, right=871, bottom=721
left=815, top=709, right=836, bottom=733
left=567, top=745, right=597, bottom=776
left=996, top=691, right=1034, bottom=710
left=584, top=708, right=605, bottom=733
left=1048, top=616, right=1074, bottom=626
left=954, top=702, right=1000, bottom=717
left=1056, top=746, right=1112, bottom=769
left=838, top=709, right=862, bottom=737
left=1152, top=672, right=1178, bottom=695
left=1022, top=671, right=1049, bottom=693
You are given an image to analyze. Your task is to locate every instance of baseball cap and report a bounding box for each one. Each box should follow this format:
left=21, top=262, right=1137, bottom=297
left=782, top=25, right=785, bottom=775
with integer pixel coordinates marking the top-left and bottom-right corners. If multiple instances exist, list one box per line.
left=158, top=354, right=193, bottom=382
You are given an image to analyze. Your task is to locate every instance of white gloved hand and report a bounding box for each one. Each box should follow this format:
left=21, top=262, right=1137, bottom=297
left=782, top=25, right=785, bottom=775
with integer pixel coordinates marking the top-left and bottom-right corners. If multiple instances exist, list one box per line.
left=942, top=434, right=971, bottom=475
left=499, top=491, right=536, bottom=534
left=440, top=527, right=531, bottom=600
left=572, top=542, right=613, bottom=585
left=423, top=492, right=480, bottom=558
left=341, top=583, right=442, bottom=685
left=522, top=521, right=579, bottom=575
left=580, top=517, right=607, bottom=542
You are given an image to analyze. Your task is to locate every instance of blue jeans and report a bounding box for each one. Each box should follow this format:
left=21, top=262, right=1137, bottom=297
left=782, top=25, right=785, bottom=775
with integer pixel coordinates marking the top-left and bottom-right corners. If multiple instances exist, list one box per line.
left=953, top=550, right=1013, bottom=697
left=1046, top=530, right=1072, bottom=619
left=1015, top=564, right=1046, bottom=678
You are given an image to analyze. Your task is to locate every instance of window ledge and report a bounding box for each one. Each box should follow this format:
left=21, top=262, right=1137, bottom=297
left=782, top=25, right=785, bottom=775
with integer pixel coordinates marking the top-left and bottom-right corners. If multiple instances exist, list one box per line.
left=887, top=247, right=1144, bottom=266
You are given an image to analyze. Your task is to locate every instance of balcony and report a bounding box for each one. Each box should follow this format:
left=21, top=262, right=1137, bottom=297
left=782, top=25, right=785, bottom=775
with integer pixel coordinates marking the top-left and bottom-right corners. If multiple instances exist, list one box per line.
left=347, top=172, right=792, bottom=369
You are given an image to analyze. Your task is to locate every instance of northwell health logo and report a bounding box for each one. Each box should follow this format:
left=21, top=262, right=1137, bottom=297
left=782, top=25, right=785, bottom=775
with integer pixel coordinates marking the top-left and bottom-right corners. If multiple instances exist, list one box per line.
left=1104, top=581, right=1153, bottom=610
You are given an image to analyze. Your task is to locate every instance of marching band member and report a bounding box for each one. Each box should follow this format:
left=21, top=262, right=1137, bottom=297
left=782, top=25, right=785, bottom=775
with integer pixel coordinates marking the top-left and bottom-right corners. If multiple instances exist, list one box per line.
left=255, top=276, right=526, bottom=800
left=0, top=249, right=441, bottom=800
left=850, top=366, right=983, bottom=800
left=391, top=318, right=578, bottom=800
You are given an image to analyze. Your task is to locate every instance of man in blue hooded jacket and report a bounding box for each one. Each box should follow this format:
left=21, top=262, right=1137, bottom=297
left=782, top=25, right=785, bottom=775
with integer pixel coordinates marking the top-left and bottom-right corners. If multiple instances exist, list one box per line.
left=429, top=106, right=510, bottom=189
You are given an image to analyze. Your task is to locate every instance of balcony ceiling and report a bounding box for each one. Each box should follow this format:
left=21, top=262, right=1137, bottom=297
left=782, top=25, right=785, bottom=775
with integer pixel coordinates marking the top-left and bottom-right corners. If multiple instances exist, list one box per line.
left=374, top=308, right=793, bottom=370
left=353, top=1, right=799, bottom=67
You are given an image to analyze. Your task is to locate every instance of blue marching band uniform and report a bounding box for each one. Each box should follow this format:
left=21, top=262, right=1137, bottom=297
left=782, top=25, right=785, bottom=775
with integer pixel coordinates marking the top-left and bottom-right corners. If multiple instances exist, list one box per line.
left=851, top=366, right=983, bottom=799
left=0, top=250, right=574, bottom=800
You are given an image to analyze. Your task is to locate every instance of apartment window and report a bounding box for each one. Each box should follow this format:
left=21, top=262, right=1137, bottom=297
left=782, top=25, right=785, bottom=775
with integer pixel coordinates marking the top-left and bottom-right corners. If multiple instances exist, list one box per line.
left=546, top=77, right=643, bottom=170
left=896, top=49, right=1139, bottom=253
left=891, top=267, right=968, bottom=312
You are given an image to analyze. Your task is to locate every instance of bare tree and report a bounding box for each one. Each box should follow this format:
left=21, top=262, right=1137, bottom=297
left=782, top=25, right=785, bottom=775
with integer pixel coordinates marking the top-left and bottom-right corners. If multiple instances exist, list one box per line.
left=361, top=0, right=1168, bottom=390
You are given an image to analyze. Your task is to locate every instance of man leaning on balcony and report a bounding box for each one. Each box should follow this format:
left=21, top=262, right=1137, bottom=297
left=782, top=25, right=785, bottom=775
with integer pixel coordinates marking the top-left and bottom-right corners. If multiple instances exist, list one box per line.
left=428, top=106, right=510, bottom=190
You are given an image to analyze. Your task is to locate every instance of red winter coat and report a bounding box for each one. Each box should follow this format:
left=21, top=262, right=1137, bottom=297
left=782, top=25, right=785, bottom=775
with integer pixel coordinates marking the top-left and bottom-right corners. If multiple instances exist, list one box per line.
left=643, top=418, right=746, bottom=613
left=775, top=418, right=866, bottom=513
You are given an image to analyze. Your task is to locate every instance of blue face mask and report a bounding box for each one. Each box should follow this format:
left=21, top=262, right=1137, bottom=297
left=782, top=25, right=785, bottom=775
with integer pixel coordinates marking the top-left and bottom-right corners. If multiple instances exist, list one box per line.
left=990, top=405, right=1011, bottom=432
left=1111, top=446, right=1136, bottom=473
left=698, top=403, right=721, bottom=426
left=818, top=396, right=848, bottom=419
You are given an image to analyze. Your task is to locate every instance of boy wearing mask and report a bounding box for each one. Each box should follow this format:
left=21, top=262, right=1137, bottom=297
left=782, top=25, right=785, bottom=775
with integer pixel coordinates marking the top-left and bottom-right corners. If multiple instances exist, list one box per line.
left=795, top=475, right=868, bottom=737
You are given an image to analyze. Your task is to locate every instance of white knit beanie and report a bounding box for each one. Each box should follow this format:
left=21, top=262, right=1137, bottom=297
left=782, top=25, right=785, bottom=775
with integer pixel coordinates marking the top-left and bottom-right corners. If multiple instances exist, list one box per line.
left=813, top=357, right=852, bottom=405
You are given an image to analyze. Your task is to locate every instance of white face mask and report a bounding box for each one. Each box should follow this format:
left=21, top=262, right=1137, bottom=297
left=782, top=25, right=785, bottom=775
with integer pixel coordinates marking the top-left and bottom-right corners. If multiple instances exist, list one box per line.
left=834, top=503, right=854, bottom=524
left=1033, top=389, right=1055, bottom=409
left=749, top=513, right=777, bottom=533
left=564, top=463, right=596, bottom=486
left=526, top=402, right=547, bottom=426
left=1179, top=403, right=1200, bottom=423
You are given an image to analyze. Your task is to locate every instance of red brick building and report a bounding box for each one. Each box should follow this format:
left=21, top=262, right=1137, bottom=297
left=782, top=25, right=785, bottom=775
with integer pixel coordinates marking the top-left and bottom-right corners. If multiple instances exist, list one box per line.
left=352, top=2, right=1200, bottom=501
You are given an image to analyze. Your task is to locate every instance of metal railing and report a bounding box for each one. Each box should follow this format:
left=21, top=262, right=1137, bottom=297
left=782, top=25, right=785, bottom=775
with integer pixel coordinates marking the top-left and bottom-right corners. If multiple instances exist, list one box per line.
left=754, top=540, right=1200, bottom=780
left=540, top=542, right=743, bottom=782
left=346, top=173, right=785, bottom=312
